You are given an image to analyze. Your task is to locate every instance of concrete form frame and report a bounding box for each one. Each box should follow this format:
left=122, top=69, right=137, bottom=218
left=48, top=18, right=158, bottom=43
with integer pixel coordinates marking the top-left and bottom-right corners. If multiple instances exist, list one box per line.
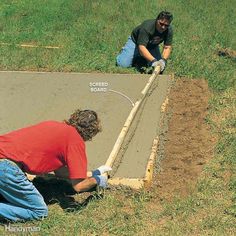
left=105, top=66, right=170, bottom=189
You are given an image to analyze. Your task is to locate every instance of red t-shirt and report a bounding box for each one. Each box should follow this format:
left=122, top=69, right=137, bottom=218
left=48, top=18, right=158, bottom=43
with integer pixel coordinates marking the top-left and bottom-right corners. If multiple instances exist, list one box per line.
left=0, top=121, right=87, bottom=179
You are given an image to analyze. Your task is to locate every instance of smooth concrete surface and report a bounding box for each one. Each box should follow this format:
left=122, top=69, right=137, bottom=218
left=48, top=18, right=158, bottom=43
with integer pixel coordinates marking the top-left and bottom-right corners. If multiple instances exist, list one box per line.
left=0, top=71, right=150, bottom=170
left=113, top=75, right=171, bottom=178
left=0, top=71, right=170, bottom=178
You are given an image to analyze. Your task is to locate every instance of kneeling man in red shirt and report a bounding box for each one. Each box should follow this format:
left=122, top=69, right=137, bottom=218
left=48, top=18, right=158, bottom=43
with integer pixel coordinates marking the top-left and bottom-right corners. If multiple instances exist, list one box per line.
left=0, top=109, right=111, bottom=222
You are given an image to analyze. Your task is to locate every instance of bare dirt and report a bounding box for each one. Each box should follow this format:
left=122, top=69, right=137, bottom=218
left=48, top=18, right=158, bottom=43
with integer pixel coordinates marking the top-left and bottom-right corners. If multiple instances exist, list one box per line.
left=152, top=78, right=217, bottom=201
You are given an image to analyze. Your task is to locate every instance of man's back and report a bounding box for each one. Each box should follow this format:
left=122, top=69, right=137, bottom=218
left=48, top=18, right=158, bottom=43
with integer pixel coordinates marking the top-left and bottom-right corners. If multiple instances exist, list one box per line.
left=0, top=121, right=87, bottom=177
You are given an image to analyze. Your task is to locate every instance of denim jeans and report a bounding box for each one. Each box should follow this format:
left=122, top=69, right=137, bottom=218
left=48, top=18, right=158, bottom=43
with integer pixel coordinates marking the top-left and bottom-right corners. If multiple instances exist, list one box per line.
left=116, top=36, right=162, bottom=68
left=0, top=159, right=48, bottom=222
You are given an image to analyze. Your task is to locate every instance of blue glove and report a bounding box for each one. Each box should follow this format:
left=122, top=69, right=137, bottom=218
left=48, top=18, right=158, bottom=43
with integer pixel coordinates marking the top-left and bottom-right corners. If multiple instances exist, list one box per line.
left=93, top=175, right=108, bottom=188
left=92, top=165, right=112, bottom=176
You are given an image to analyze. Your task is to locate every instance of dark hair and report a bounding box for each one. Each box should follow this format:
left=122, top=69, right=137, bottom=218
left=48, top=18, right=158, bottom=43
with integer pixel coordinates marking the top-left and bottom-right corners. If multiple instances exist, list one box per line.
left=65, top=109, right=101, bottom=141
left=157, top=11, right=173, bottom=22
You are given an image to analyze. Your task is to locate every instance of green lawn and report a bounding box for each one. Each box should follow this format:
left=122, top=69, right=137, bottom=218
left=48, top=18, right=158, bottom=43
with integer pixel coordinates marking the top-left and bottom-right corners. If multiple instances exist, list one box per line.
left=0, top=0, right=235, bottom=235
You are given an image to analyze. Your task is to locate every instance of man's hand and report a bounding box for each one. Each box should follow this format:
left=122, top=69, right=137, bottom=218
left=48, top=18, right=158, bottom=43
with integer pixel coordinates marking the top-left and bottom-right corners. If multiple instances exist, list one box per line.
left=151, top=58, right=166, bottom=72
left=93, top=175, right=108, bottom=188
left=91, top=165, right=112, bottom=188
left=92, top=165, right=112, bottom=176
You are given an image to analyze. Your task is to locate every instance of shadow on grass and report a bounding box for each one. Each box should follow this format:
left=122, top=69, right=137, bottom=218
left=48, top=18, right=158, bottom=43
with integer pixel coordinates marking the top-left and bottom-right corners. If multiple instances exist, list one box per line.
left=32, top=176, right=102, bottom=212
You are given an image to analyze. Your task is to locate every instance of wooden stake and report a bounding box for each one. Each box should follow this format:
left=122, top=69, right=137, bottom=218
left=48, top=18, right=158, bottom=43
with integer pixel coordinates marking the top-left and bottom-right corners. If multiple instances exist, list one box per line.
left=0, top=42, right=61, bottom=49
left=143, top=136, right=159, bottom=188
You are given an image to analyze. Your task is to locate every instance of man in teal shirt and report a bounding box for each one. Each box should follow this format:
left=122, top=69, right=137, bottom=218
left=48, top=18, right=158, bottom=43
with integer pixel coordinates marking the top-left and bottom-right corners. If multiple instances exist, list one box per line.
left=116, top=11, right=173, bottom=73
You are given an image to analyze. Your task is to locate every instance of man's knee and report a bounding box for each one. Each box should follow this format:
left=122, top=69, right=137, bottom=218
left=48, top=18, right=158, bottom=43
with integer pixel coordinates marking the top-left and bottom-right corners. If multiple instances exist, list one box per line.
left=116, top=55, right=132, bottom=68
left=32, top=204, right=48, bottom=220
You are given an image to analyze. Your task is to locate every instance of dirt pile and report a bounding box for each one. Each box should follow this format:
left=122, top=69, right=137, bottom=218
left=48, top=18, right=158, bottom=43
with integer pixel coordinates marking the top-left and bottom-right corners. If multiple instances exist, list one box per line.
left=153, top=78, right=216, bottom=200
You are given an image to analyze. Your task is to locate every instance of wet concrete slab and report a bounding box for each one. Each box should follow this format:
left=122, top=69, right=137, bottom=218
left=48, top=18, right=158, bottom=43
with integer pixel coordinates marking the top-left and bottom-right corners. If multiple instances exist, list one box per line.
left=0, top=71, right=170, bottom=181
left=113, top=75, right=171, bottom=178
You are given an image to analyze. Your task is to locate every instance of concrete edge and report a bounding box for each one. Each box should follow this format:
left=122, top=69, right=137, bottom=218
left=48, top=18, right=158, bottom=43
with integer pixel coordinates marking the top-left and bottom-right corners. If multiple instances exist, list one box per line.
left=107, top=78, right=172, bottom=190
left=0, top=70, right=150, bottom=76
left=108, top=178, right=144, bottom=189
left=143, top=137, right=159, bottom=189
left=107, top=135, right=159, bottom=190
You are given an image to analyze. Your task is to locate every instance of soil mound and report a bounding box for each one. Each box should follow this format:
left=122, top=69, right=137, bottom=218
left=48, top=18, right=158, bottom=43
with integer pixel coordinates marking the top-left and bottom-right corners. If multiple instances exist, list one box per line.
left=154, top=78, right=216, bottom=200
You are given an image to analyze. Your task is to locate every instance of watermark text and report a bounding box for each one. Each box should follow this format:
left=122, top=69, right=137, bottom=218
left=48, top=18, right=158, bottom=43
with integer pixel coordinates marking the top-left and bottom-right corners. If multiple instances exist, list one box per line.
left=5, top=223, right=41, bottom=233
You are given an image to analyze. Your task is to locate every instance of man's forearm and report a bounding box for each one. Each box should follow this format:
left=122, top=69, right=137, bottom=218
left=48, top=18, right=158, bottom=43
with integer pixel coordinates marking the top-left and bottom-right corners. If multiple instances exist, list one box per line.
left=138, top=45, right=155, bottom=62
left=71, top=178, right=97, bottom=193
left=162, top=45, right=172, bottom=60
left=139, top=45, right=172, bottom=63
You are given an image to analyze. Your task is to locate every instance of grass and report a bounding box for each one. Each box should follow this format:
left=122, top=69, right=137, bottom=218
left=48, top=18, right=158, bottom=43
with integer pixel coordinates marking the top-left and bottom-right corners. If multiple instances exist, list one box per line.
left=0, top=0, right=236, bottom=235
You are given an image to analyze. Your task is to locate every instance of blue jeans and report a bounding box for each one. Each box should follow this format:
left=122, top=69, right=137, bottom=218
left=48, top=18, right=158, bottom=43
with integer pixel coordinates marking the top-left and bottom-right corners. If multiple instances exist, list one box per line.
left=0, top=159, right=48, bottom=222
left=116, top=36, right=162, bottom=68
